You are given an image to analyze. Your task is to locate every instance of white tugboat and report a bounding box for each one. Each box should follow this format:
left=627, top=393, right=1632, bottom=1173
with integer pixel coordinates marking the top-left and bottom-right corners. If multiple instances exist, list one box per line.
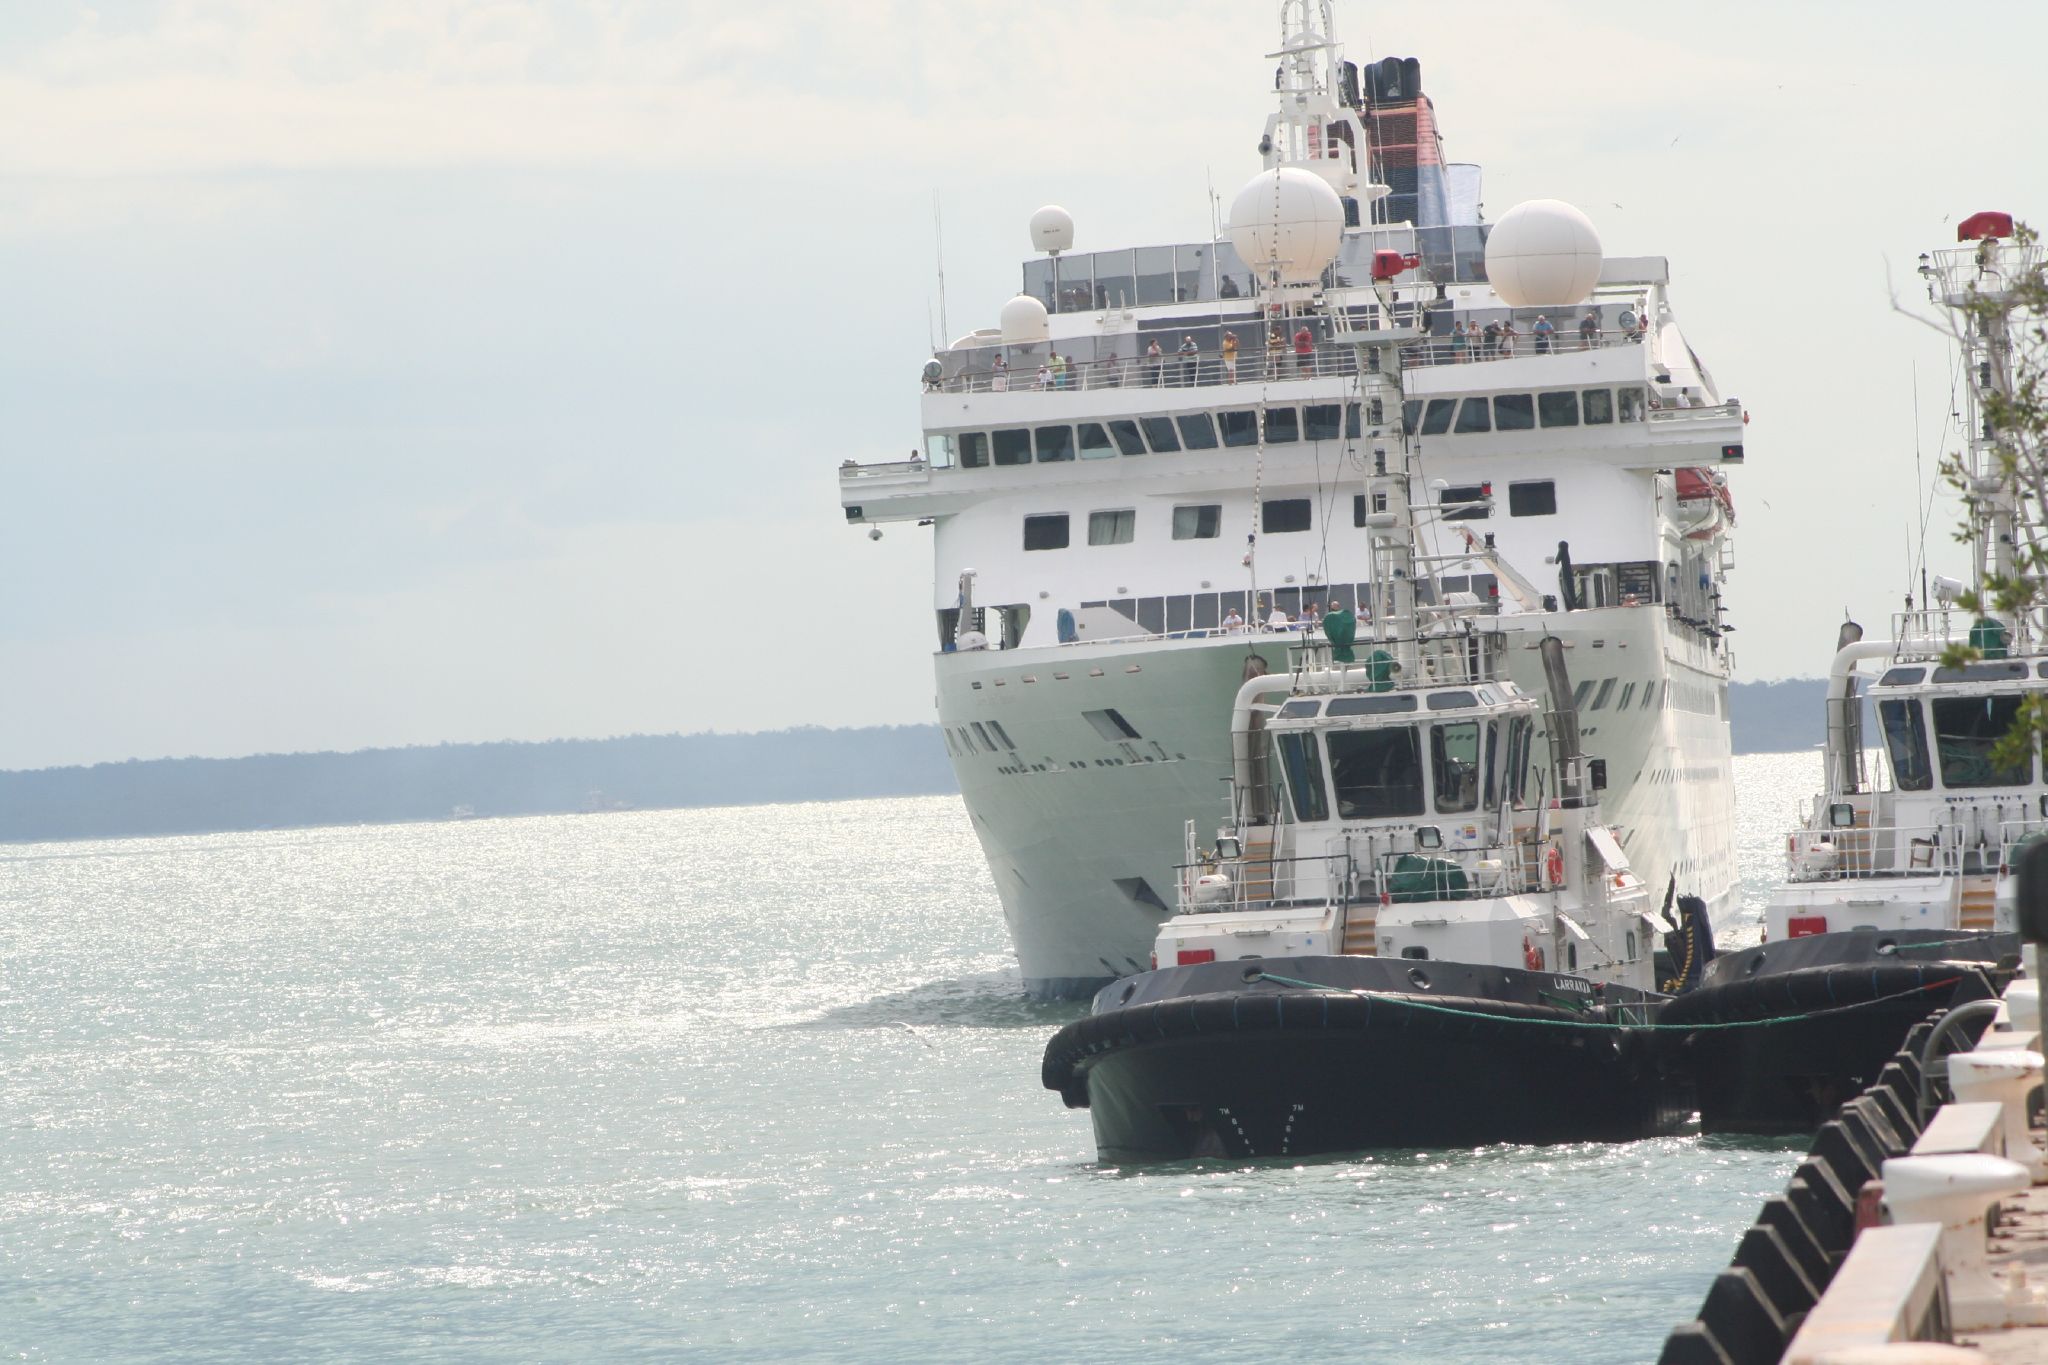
left=1041, top=318, right=1687, bottom=1159
left=839, top=0, right=1745, bottom=999
left=1664, top=214, right=2036, bottom=1133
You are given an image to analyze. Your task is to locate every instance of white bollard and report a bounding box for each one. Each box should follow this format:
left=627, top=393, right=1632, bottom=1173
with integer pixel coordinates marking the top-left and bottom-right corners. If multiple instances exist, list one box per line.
left=1880, top=1153, right=2044, bottom=1332
left=1948, top=1049, right=2046, bottom=1181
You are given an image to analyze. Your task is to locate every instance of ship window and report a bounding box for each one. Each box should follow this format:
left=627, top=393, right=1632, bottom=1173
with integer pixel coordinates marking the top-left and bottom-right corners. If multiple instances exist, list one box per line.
left=1453, top=397, right=1492, bottom=434
left=1176, top=413, right=1219, bottom=449
left=1172, top=504, right=1222, bottom=540
left=1932, top=661, right=2028, bottom=682
left=1432, top=721, right=1481, bottom=814
left=1421, top=398, right=1457, bottom=435
left=925, top=433, right=957, bottom=467
left=1278, top=700, right=1322, bottom=718
left=1590, top=679, right=1616, bottom=711
left=1931, top=694, right=2029, bottom=788
left=971, top=722, right=995, bottom=752
left=1879, top=698, right=1931, bottom=791
left=1191, top=594, right=1218, bottom=629
left=1035, top=425, right=1075, bottom=462
left=1494, top=394, right=1535, bottom=431
left=1439, top=484, right=1490, bottom=521
left=1572, top=680, right=1594, bottom=708
left=1328, top=727, right=1426, bottom=818
left=1618, top=387, right=1646, bottom=422
left=1305, top=404, right=1342, bottom=440
left=959, top=432, right=990, bottom=468
left=1219, top=410, right=1259, bottom=447
left=1641, top=682, right=1658, bottom=709
left=1617, top=681, right=1636, bottom=711
left=993, top=428, right=1032, bottom=465
left=1077, top=423, right=1116, bottom=459
left=1265, top=407, right=1299, bottom=443
left=1141, top=416, right=1182, bottom=452
left=1022, top=514, right=1069, bottom=550
left=1427, top=691, right=1479, bottom=710
left=1483, top=719, right=1501, bottom=808
left=1084, top=708, right=1142, bottom=740
left=1137, top=597, right=1165, bottom=633
left=1880, top=667, right=1926, bottom=686
left=1328, top=694, right=1418, bottom=715
left=1277, top=732, right=1330, bottom=823
left=1403, top=400, right=1421, bottom=435
left=1346, top=402, right=1363, bottom=438
left=988, top=720, right=1016, bottom=749
left=1109, top=420, right=1147, bottom=455
left=1088, top=509, right=1135, bottom=545
left=1508, top=481, right=1557, bottom=516
left=1263, top=499, right=1311, bottom=533
left=1582, top=389, right=1614, bottom=424
left=1166, top=595, right=1191, bottom=633
left=1507, top=716, right=1533, bottom=802
left=1539, top=391, right=1580, bottom=427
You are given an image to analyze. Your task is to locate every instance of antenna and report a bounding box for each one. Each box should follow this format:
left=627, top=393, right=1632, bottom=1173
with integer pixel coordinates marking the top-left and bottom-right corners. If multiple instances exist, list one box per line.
left=932, top=192, right=949, bottom=344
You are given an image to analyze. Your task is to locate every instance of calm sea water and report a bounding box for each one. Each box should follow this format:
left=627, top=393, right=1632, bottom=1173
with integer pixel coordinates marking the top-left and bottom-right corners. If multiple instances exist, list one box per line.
left=2, top=752, right=1820, bottom=1361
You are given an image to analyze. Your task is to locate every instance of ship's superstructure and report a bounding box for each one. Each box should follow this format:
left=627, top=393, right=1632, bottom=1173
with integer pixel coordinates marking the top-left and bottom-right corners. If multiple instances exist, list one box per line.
left=839, top=2, right=1743, bottom=998
left=1768, top=217, right=2048, bottom=939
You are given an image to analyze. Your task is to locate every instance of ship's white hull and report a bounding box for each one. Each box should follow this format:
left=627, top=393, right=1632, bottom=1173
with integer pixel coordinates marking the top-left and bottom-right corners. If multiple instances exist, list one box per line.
left=936, top=605, right=1736, bottom=997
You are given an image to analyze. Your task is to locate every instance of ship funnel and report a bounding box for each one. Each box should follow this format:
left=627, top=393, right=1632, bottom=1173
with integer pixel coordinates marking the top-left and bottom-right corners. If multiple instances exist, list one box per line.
left=1827, top=620, right=1867, bottom=794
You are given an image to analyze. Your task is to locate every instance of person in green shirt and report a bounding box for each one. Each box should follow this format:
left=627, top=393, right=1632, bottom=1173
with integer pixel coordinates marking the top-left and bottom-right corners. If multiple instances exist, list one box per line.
left=1321, top=599, right=1356, bottom=663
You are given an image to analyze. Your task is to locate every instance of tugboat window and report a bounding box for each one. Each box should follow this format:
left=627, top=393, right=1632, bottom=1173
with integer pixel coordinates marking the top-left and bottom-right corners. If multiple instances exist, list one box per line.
left=1482, top=719, right=1501, bottom=808
left=1877, top=699, right=1931, bottom=790
left=1022, top=514, right=1069, bottom=551
left=1219, top=410, right=1260, bottom=447
left=1931, top=694, right=2029, bottom=788
left=1327, top=727, right=1425, bottom=818
left=1141, top=416, right=1183, bottom=452
left=1172, top=504, right=1222, bottom=540
left=1175, top=413, right=1219, bottom=449
left=1276, top=732, right=1329, bottom=822
left=1432, top=722, right=1481, bottom=813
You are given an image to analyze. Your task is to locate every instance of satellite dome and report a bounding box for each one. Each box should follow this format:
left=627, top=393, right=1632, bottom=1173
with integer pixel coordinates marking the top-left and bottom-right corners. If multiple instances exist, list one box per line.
left=1484, top=200, right=1603, bottom=308
left=999, top=294, right=1049, bottom=345
left=1029, top=205, right=1075, bottom=254
left=1228, top=168, right=1343, bottom=286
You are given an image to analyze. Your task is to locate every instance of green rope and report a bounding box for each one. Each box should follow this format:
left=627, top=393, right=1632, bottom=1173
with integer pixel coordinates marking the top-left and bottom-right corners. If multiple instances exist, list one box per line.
left=1246, top=970, right=1964, bottom=1032
left=1537, top=990, right=1592, bottom=1013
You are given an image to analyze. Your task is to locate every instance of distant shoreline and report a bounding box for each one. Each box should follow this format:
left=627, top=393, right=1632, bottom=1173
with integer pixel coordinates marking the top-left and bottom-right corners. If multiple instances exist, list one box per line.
left=1, top=680, right=1829, bottom=844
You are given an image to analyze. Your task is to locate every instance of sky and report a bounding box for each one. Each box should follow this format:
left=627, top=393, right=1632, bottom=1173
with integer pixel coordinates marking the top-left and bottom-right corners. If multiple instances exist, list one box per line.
left=4, top=0, right=2047, bottom=771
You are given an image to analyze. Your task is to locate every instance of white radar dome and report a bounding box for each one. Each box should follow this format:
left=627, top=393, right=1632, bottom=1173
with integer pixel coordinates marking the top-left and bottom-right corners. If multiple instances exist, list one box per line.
left=999, top=294, right=1049, bottom=345
left=1228, top=168, right=1343, bottom=286
left=1029, top=205, right=1075, bottom=254
left=1484, top=199, right=1604, bottom=308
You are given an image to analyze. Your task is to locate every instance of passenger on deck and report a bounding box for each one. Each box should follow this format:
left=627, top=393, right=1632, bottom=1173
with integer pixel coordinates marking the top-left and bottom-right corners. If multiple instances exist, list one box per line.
left=1266, top=603, right=1293, bottom=630
left=1498, top=319, right=1518, bottom=358
left=1096, top=352, right=1120, bottom=388
left=1579, top=311, right=1599, bottom=349
left=1178, top=335, right=1199, bottom=386
left=991, top=354, right=1009, bottom=391
left=1036, top=361, right=1052, bottom=390
left=1221, top=606, right=1245, bottom=632
left=1482, top=319, right=1501, bottom=356
left=1146, top=337, right=1164, bottom=387
left=1266, top=327, right=1286, bottom=379
left=1293, top=324, right=1315, bottom=376
left=1049, top=351, right=1068, bottom=389
left=1222, top=330, right=1240, bottom=383
left=1532, top=315, right=1554, bottom=354
left=1449, top=321, right=1468, bottom=363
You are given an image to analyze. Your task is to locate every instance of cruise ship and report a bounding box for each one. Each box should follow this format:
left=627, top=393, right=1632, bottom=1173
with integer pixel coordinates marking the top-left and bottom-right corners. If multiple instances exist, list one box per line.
left=839, top=1, right=1745, bottom=998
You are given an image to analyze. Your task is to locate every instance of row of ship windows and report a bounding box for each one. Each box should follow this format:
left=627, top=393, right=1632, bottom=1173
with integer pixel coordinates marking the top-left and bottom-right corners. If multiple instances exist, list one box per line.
left=1021, top=482, right=1560, bottom=550
left=933, top=386, right=1648, bottom=468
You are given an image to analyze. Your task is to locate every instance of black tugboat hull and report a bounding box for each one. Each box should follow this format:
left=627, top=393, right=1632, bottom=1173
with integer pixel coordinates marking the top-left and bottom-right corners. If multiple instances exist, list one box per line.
left=1043, top=958, right=1684, bottom=1160
left=1661, top=930, right=2019, bottom=1135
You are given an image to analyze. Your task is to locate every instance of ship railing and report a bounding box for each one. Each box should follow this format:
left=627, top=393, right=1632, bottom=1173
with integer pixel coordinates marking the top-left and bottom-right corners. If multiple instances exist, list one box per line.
left=1889, top=609, right=1969, bottom=659
left=837, top=456, right=930, bottom=483
left=1785, top=816, right=2048, bottom=882
left=932, top=343, right=1365, bottom=396
left=1371, top=844, right=1541, bottom=900
left=1175, top=850, right=1360, bottom=916
left=1924, top=241, right=2048, bottom=305
left=1396, top=326, right=1644, bottom=368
